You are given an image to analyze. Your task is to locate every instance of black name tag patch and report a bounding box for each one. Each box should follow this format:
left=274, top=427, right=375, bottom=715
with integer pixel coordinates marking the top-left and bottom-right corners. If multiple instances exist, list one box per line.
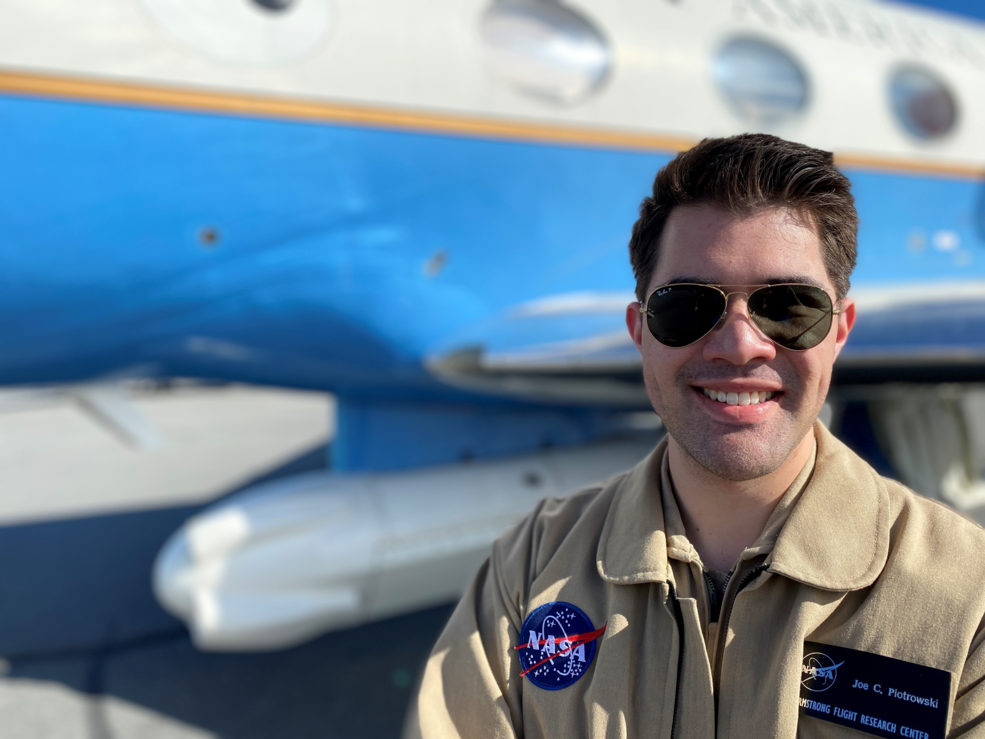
left=800, top=641, right=951, bottom=739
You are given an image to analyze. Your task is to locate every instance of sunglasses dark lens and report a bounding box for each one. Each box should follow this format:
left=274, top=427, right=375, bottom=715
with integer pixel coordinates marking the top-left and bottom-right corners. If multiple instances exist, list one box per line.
left=748, top=284, right=833, bottom=350
left=646, top=285, right=726, bottom=347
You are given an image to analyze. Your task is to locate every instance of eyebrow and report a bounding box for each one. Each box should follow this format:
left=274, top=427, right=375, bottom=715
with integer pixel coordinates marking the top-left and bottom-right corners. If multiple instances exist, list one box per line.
left=661, top=275, right=826, bottom=289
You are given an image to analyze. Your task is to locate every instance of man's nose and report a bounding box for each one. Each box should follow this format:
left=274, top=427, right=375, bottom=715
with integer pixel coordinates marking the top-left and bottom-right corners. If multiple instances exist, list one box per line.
left=701, top=296, right=777, bottom=364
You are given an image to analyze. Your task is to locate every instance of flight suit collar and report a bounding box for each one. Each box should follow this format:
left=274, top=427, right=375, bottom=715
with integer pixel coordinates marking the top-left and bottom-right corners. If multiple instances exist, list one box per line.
left=596, top=422, right=891, bottom=591
left=768, top=421, right=891, bottom=591
left=595, top=436, right=671, bottom=584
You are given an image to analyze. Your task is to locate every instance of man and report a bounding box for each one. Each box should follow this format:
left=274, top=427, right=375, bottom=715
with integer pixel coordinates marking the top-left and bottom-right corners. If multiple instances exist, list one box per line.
left=406, top=135, right=985, bottom=738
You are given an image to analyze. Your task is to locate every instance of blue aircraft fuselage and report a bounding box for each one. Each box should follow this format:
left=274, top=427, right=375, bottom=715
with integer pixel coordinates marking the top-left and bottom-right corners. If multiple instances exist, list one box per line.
left=4, top=94, right=984, bottom=399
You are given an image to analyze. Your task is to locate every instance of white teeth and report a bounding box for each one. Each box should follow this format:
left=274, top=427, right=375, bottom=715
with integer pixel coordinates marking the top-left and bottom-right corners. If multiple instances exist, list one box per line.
left=700, top=388, right=775, bottom=404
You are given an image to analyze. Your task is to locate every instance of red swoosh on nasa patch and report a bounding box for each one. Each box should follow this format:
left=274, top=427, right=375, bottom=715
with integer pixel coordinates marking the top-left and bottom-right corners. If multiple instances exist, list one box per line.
left=515, top=623, right=607, bottom=677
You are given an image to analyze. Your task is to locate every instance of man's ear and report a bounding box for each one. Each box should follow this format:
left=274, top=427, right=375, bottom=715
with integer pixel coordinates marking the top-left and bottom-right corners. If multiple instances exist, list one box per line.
left=832, top=297, right=856, bottom=361
left=626, top=302, right=644, bottom=353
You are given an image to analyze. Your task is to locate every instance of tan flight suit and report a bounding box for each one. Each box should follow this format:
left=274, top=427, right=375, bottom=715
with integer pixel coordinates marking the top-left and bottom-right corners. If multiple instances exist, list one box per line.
left=405, top=423, right=985, bottom=738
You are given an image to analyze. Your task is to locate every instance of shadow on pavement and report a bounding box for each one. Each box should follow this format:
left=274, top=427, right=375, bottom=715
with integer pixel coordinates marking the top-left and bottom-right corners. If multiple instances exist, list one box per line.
left=6, top=604, right=454, bottom=739
left=0, top=442, right=455, bottom=738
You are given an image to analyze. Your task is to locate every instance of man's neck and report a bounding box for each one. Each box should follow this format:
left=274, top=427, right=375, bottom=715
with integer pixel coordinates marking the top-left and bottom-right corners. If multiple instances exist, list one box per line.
left=666, top=431, right=815, bottom=573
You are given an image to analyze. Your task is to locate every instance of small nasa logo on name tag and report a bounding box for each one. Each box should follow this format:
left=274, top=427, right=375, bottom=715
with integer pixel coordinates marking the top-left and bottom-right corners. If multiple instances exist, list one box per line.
left=515, top=601, right=605, bottom=690
left=802, top=651, right=844, bottom=693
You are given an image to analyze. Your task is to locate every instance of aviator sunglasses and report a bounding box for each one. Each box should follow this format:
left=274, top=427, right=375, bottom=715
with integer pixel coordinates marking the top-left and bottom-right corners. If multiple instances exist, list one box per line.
left=640, top=283, right=842, bottom=351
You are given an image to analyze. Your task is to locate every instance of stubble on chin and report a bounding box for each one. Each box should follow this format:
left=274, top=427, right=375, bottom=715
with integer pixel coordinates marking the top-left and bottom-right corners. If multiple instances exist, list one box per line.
left=647, top=372, right=816, bottom=483
left=669, top=421, right=805, bottom=482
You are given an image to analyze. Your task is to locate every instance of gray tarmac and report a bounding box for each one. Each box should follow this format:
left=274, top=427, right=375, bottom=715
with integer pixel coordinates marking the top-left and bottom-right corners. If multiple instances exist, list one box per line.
left=0, top=385, right=454, bottom=739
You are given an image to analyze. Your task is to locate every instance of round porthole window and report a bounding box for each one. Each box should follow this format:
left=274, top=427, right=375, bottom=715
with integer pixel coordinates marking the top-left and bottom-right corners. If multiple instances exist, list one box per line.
left=252, top=0, right=294, bottom=10
left=140, top=0, right=329, bottom=65
left=480, top=0, right=611, bottom=104
left=889, top=66, right=958, bottom=140
left=713, top=37, right=809, bottom=126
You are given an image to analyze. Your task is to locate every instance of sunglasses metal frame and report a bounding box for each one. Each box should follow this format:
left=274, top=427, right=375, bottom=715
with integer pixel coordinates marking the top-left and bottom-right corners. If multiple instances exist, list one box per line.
left=639, top=282, right=843, bottom=351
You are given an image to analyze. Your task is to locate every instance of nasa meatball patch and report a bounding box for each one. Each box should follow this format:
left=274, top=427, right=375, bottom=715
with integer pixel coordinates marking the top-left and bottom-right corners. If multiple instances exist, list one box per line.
left=515, top=601, right=605, bottom=690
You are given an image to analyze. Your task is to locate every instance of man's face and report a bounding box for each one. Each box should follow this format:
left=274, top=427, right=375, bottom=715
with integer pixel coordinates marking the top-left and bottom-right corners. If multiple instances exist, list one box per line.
left=626, top=204, right=855, bottom=481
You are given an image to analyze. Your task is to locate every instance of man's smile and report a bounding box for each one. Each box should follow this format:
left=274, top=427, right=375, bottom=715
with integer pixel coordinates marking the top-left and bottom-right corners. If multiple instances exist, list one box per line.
left=690, top=383, right=785, bottom=422
left=695, top=386, right=779, bottom=406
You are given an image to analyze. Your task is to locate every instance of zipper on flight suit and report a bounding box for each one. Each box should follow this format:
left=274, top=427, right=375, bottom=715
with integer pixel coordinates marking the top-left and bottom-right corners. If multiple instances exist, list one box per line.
left=712, top=563, right=770, bottom=711
left=669, top=564, right=767, bottom=737
left=702, top=569, right=732, bottom=623
left=668, top=581, right=685, bottom=739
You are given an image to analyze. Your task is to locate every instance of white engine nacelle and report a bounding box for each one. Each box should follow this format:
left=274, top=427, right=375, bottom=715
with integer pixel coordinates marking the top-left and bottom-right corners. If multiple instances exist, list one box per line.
left=153, top=436, right=658, bottom=651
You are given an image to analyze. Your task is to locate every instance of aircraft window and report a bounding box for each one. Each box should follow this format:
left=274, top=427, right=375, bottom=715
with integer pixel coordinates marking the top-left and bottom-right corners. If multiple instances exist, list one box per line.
left=480, top=0, right=611, bottom=103
left=140, top=0, right=328, bottom=64
left=713, top=38, right=809, bottom=125
left=889, top=66, right=957, bottom=140
left=252, top=0, right=294, bottom=10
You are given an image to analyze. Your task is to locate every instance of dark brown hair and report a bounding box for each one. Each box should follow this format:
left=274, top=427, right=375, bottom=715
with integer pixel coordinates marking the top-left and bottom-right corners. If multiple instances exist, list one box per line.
left=629, top=134, right=857, bottom=301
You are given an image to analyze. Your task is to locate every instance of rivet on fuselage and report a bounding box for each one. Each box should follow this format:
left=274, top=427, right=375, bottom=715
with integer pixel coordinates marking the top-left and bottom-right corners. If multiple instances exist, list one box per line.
left=423, top=248, right=448, bottom=277
left=198, top=227, right=220, bottom=248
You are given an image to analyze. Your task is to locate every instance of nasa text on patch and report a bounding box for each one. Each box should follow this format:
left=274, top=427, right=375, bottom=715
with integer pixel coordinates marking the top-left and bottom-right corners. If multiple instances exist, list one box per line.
left=799, top=641, right=952, bottom=739
left=515, top=601, right=605, bottom=691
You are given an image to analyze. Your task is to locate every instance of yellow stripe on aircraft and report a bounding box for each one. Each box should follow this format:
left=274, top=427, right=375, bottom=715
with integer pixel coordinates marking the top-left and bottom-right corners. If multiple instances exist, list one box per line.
left=2, top=69, right=983, bottom=180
